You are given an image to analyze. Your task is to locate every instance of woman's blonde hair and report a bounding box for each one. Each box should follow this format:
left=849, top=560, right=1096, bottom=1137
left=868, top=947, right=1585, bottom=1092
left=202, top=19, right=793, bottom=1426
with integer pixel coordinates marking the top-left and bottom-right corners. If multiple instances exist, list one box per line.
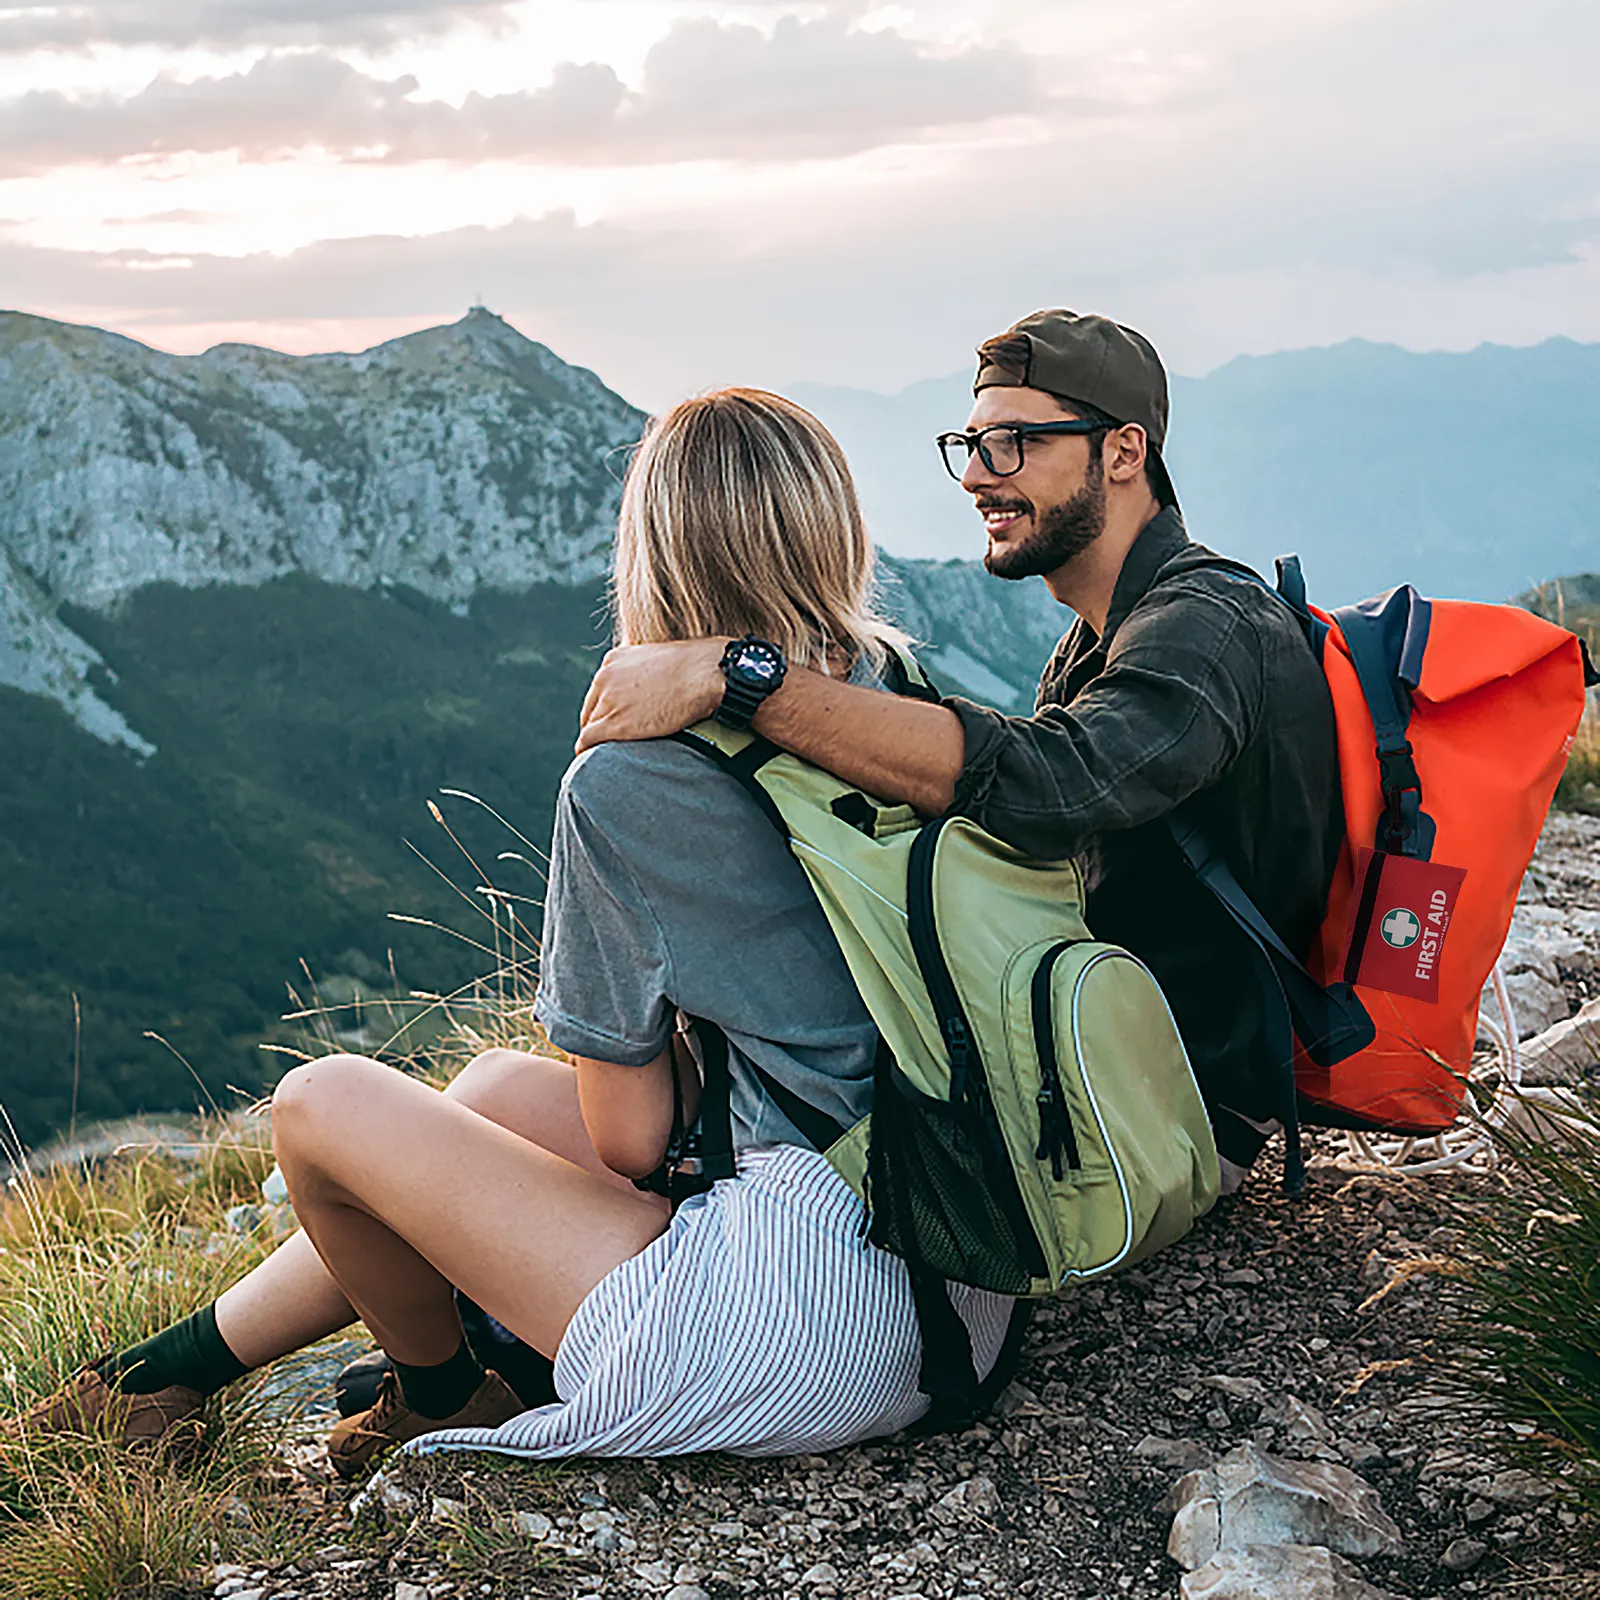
left=612, top=387, right=907, bottom=673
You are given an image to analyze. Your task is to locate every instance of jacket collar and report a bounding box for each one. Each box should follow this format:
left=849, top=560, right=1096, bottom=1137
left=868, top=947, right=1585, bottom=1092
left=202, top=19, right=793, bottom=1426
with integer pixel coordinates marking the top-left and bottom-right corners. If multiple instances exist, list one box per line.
left=1098, top=505, right=1190, bottom=650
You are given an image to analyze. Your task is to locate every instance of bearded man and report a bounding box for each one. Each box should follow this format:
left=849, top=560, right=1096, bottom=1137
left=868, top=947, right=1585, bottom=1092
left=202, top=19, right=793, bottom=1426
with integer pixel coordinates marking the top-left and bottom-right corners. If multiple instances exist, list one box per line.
left=578, top=309, right=1342, bottom=1184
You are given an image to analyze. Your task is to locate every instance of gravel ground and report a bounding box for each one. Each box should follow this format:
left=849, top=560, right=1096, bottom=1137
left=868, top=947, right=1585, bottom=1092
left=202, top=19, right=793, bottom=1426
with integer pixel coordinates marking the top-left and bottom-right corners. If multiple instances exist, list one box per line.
left=198, top=817, right=1600, bottom=1600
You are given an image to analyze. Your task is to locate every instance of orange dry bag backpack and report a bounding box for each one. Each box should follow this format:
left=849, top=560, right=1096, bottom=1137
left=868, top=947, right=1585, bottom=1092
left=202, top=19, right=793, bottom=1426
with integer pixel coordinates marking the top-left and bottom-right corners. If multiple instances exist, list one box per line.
left=1170, top=556, right=1597, bottom=1180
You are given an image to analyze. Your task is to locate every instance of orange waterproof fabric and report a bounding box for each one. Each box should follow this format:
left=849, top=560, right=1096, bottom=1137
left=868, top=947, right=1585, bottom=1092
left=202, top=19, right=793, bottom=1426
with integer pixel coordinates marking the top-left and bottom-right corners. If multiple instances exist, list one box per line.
left=1296, top=602, right=1590, bottom=1133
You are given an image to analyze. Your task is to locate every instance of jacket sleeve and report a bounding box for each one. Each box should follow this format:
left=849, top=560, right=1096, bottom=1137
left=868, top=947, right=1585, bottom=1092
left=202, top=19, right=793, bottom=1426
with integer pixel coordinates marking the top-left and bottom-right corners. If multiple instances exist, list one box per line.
left=946, top=580, right=1267, bottom=859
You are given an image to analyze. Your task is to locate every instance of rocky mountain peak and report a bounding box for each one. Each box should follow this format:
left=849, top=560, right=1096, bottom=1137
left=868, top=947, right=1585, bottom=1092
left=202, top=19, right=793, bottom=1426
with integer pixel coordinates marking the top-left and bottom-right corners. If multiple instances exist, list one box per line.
left=0, top=307, right=646, bottom=747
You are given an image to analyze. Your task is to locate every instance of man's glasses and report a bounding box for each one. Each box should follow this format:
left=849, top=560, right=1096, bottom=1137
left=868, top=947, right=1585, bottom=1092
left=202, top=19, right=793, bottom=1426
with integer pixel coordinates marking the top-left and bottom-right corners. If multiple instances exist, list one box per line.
left=936, top=419, right=1107, bottom=480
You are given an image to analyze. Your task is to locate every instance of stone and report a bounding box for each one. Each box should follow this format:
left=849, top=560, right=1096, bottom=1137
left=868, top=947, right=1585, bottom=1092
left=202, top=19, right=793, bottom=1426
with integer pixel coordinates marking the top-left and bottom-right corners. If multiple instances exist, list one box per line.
left=935, top=1475, right=1000, bottom=1516
left=664, top=1589, right=711, bottom=1600
left=260, top=1165, right=290, bottom=1205
left=223, top=1202, right=263, bottom=1234
left=394, top=1586, right=429, bottom=1600
left=1483, top=1468, right=1557, bottom=1506
left=429, top=1495, right=467, bottom=1526
left=1167, top=1443, right=1403, bottom=1570
left=1135, top=1434, right=1215, bottom=1474
left=1180, top=1544, right=1402, bottom=1599
left=510, top=1510, right=552, bottom=1540
left=590, top=1524, right=622, bottom=1553
left=1517, top=998, right=1600, bottom=1086
left=801, top=1562, right=841, bottom=1585
left=1497, top=971, right=1569, bottom=1039
left=1268, top=1396, right=1330, bottom=1443
left=1441, top=1537, right=1488, bottom=1572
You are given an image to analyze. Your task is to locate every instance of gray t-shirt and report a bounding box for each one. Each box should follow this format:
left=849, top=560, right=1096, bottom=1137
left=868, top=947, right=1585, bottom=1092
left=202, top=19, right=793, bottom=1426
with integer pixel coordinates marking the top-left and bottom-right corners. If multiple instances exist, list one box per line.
left=534, top=736, right=879, bottom=1151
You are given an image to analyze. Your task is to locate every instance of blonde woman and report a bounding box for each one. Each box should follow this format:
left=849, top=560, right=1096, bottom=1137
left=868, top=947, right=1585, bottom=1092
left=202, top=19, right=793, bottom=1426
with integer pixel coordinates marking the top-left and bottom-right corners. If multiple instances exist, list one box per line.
left=4, top=390, right=1016, bottom=1469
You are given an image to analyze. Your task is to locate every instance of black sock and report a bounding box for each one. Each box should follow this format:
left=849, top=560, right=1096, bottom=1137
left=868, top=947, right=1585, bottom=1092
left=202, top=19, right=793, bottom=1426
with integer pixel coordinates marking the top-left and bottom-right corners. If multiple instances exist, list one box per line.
left=456, top=1292, right=557, bottom=1409
left=97, top=1303, right=250, bottom=1398
left=392, top=1339, right=485, bottom=1420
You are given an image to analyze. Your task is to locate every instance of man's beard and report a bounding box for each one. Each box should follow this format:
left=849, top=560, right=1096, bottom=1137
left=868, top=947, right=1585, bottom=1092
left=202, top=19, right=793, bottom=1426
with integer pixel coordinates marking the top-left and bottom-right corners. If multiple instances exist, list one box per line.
left=982, top=460, right=1107, bottom=582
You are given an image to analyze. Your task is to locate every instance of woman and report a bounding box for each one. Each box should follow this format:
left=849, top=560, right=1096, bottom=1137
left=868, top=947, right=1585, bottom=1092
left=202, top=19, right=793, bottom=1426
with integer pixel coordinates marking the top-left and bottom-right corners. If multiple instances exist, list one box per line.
left=4, top=390, right=1015, bottom=1471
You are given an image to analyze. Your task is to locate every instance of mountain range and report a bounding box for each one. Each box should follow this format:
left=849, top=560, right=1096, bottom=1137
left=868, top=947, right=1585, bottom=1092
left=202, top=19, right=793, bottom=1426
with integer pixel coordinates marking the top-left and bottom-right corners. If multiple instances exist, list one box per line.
left=0, top=308, right=1063, bottom=1147
left=792, top=335, right=1600, bottom=604
left=0, top=308, right=1594, bottom=1148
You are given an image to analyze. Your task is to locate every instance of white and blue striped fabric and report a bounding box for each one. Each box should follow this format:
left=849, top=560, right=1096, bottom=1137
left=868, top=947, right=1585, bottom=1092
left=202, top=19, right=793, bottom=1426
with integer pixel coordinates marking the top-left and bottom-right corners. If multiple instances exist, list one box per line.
left=409, top=1144, right=1016, bottom=1460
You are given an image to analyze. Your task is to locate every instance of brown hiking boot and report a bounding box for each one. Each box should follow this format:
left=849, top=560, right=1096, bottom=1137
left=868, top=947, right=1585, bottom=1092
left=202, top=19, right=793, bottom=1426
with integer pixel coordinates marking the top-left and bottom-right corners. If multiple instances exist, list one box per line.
left=0, top=1364, right=206, bottom=1458
left=326, top=1368, right=522, bottom=1480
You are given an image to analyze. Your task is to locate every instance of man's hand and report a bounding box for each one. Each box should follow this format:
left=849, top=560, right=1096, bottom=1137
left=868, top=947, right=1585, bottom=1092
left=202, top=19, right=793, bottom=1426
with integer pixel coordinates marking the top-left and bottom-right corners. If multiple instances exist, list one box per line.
left=577, top=638, right=729, bottom=753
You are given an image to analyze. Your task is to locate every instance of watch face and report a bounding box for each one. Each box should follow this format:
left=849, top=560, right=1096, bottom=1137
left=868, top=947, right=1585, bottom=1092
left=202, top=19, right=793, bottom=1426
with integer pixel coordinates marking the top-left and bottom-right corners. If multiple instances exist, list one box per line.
left=732, top=643, right=782, bottom=684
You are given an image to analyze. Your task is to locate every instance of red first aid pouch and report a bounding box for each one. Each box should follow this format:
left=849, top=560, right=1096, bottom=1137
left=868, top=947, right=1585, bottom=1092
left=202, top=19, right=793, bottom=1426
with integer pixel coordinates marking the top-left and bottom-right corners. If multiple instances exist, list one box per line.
left=1338, top=848, right=1467, bottom=1005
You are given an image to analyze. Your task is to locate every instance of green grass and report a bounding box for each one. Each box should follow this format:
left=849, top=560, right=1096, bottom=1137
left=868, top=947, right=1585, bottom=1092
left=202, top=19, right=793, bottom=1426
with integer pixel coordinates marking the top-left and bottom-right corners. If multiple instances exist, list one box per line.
left=1436, top=1088, right=1600, bottom=1516
left=0, top=573, right=605, bottom=1149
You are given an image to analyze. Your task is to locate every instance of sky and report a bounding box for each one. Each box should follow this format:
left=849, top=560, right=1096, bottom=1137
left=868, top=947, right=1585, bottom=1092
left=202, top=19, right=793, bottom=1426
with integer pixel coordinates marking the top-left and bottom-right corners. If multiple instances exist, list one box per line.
left=2, top=0, right=1597, bottom=408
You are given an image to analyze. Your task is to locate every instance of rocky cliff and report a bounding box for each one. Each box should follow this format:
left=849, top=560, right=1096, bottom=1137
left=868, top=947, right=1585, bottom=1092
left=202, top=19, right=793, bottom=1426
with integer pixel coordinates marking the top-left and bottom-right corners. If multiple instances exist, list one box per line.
left=0, top=308, right=1067, bottom=749
left=0, top=307, right=643, bottom=749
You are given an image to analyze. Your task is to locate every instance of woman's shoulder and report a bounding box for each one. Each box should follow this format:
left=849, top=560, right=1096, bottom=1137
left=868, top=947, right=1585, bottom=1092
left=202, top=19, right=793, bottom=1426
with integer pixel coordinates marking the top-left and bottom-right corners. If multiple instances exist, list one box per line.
left=560, top=736, right=741, bottom=823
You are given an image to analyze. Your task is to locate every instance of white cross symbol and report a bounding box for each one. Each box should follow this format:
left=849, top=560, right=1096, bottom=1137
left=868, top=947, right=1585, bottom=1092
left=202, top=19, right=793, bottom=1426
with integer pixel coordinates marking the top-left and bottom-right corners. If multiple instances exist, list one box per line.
left=1381, top=909, right=1421, bottom=948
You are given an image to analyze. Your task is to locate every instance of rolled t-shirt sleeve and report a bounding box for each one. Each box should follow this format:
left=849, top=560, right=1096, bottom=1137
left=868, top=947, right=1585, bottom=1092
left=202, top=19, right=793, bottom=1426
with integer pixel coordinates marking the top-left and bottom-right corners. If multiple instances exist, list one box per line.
left=533, top=757, right=677, bottom=1067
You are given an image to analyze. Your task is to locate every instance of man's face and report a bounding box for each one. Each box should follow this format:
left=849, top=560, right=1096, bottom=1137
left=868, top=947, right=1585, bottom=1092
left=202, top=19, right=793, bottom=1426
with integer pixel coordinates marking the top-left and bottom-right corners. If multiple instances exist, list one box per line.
left=960, top=386, right=1106, bottom=582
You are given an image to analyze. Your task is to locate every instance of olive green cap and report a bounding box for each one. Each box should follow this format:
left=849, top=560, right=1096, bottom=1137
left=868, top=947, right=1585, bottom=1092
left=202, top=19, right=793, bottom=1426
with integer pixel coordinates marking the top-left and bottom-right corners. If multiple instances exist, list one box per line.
left=974, top=308, right=1169, bottom=449
left=974, top=308, right=1175, bottom=502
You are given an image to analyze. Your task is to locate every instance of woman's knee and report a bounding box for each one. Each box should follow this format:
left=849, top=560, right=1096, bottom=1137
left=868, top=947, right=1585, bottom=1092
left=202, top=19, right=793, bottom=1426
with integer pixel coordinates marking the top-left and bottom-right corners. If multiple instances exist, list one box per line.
left=272, top=1053, right=387, bottom=1151
left=444, top=1048, right=568, bottom=1122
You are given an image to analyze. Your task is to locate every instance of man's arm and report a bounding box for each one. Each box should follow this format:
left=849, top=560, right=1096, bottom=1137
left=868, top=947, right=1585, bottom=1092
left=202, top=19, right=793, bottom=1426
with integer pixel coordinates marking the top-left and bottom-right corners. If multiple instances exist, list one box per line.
left=577, top=639, right=965, bottom=814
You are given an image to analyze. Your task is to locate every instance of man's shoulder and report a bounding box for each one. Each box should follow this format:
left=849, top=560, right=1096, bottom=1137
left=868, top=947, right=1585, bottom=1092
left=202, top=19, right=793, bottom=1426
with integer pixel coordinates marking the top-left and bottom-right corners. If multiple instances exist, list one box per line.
left=1143, top=543, right=1308, bottom=647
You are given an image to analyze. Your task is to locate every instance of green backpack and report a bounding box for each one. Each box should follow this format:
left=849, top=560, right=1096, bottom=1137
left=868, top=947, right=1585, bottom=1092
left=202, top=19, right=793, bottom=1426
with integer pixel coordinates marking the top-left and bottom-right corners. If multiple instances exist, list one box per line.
left=670, top=680, right=1220, bottom=1426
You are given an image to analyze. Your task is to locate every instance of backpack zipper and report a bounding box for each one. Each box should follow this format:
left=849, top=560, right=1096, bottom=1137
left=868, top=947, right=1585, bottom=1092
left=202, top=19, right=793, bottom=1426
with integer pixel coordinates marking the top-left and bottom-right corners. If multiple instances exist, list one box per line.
left=1030, top=940, right=1084, bottom=1180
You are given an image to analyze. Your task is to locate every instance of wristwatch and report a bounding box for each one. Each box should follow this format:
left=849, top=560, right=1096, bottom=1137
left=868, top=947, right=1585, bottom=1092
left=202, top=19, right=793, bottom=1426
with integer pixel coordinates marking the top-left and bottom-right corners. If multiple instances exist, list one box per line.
left=714, top=635, right=788, bottom=730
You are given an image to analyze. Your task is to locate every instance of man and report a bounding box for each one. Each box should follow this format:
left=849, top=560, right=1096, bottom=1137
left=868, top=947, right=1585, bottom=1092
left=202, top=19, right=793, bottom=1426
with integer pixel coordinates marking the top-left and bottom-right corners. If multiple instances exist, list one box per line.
left=579, top=309, right=1342, bottom=1183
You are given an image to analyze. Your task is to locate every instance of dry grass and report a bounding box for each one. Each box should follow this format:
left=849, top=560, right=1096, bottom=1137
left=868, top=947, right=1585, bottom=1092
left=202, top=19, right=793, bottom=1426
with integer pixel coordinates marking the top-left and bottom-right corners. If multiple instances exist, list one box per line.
left=1557, top=698, right=1600, bottom=816
left=0, top=1122, right=322, bottom=1597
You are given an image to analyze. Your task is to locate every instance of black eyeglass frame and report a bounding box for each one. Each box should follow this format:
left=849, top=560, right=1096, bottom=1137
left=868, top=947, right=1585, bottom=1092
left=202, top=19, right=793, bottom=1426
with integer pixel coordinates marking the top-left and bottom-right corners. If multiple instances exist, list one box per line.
left=935, top=418, right=1109, bottom=480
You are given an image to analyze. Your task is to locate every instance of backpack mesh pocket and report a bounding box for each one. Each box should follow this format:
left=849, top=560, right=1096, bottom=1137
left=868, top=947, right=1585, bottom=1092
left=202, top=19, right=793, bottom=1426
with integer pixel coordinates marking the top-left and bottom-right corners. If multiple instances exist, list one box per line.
left=865, top=1065, right=1043, bottom=1295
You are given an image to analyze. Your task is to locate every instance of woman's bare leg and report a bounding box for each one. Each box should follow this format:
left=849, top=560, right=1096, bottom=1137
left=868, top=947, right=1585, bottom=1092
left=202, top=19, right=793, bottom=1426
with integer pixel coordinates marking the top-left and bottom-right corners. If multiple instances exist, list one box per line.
left=214, top=1051, right=653, bottom=1367
left=267, top=1053, right=668, bottom=1363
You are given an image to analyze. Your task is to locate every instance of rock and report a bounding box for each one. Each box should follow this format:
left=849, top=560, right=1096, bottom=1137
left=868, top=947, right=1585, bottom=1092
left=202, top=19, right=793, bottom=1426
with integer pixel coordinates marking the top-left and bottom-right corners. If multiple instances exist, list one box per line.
left=510, top=1509, right=552, bottom=1540
left=1267, top=1396, right=1330, bottom=1443
left=1441, top=1536, right=1488, bottom=1572
left=1518, top=998, right=1600, bottom=1086
left=1167, top=1443, right=1403, bottom=1570
left=260, top=1165, right=290, bottom=1205
left=801, top=1562, right=841, bottom=1586
left=393, top=1586, right=429, bottom=1600
left=664, top=1588, right=711, bottom=1600
left=632, top=1561, right=675, bottom=1586
left=1180, top=1544, right=1402, bottom=1599
left=1136, top=1434, right=1215, bottom=1474
left=1482, top=1468, right=1557, bottom=1506
left=590, top=1524, right=622, bottom=1553
left=1497, top=971, right=1570, bottom=1039
left=935, top=1475, right=1000, bottom=1516
left=223, top=1202, right=263, bottom=1234
left=429, top=1495, right=467, bottom=1525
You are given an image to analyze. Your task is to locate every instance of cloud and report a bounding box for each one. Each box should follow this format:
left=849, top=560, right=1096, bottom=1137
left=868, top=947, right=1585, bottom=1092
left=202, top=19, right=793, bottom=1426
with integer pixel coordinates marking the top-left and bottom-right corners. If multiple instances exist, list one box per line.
left=0, top=0, right=513, bottom=53
left=0, top=19, right=1046, bottom=174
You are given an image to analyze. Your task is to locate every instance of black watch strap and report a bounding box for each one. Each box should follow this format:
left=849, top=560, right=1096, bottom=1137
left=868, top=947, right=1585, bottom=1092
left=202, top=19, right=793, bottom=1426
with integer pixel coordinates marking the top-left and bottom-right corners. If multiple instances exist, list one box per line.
left=715, top=678, right=767, bottom=731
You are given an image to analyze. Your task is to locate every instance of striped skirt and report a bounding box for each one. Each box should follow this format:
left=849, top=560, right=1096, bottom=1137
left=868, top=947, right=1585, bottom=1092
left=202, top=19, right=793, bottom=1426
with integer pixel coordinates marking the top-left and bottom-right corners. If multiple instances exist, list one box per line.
left=410, top=1142, right=1016, bottom=1460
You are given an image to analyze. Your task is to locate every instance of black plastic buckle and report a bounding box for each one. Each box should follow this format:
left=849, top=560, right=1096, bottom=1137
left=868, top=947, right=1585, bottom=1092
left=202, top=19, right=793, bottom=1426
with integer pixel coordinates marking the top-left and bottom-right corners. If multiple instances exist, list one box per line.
left=1375, top=741, right=1421, bottom=798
